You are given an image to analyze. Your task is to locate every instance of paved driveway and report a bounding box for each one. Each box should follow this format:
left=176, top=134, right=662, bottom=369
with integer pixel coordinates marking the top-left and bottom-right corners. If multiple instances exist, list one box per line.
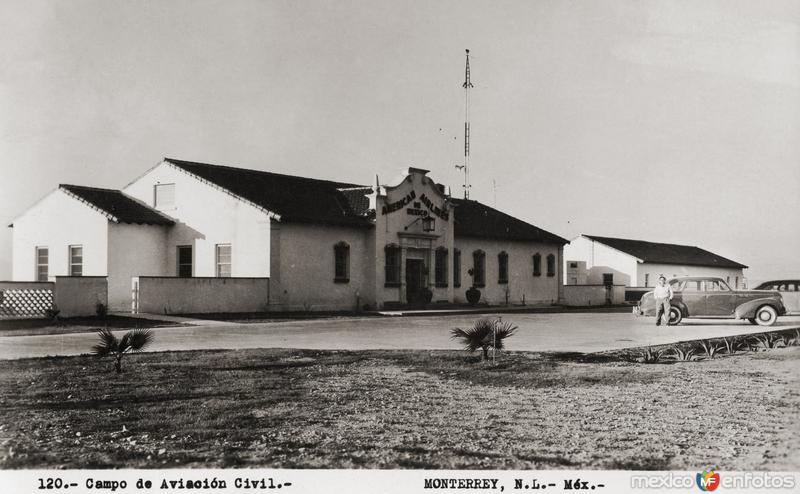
left=1, top=313, right=799, bottom=360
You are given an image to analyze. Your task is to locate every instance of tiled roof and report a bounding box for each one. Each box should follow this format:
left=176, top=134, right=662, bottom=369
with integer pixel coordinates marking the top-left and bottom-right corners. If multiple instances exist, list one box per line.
left=60, top=185, right=174, bottom=226
left=583, top=235, right=747, bottom=269
left=165, top=158, right=373, bottom=228
left=337, top=187, right=374, bottom=218
left=163, top=158, right=567, bottom=242
left=451, top=199, right=568, bottom=244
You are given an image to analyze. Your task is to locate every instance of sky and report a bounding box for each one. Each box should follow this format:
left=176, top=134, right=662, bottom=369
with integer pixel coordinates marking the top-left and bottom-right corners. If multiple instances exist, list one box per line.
left=1, top=0, right=798, bottom=284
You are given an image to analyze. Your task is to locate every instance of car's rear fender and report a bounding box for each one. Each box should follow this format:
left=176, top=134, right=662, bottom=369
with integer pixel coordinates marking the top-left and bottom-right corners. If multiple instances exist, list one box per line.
left=735, top=298, right=786, bottom=319
left=671, top=300, right=689, bottom=317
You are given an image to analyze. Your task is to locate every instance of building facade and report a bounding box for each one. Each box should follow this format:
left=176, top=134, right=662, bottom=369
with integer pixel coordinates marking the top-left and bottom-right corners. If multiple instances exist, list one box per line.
left=11, top=158, right=568, bottom=312
left=563, top=234, right=747, bottom=289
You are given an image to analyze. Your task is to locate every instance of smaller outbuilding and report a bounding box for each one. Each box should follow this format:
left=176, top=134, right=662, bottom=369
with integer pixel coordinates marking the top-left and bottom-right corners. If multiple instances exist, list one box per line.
left=563, top=235, right=748, bottom=301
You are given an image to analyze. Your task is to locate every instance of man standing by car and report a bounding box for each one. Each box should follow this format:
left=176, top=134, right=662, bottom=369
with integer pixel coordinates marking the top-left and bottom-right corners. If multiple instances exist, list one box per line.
left=653, top=275, right=673, bottom=326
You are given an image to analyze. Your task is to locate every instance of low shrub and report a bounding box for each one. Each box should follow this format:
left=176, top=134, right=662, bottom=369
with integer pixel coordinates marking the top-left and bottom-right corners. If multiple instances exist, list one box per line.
left=465, top=287, right=481, bottom=306
left=95, top=302, right=108, bottom=319
left=44, top=307, right=60, bottom=323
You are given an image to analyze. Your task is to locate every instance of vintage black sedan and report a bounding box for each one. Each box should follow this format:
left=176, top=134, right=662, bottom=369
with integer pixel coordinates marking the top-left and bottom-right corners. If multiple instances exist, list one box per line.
left=634, top=276, right=786, bottom=326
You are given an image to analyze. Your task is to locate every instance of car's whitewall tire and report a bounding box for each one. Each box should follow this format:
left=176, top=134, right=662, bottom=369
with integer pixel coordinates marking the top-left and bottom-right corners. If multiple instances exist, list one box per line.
left=755, top=305, right=778, bottom=327
left=668, top=307, right=682, bottom=325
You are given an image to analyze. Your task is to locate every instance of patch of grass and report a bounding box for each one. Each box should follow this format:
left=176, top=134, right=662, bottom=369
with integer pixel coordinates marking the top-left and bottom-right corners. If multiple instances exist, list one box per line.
left=607, top=455, right=673, bottom=470
left=0, top=346, right=798, bottom=470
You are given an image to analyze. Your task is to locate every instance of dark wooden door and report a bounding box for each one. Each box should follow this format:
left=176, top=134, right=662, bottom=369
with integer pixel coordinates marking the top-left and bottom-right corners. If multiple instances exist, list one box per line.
left=406, top=259, right=425, bottom=303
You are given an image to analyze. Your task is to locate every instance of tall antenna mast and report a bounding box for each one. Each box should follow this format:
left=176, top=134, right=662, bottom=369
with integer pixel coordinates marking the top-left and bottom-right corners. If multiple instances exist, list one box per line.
left=462, top=49, right=473, bottom=199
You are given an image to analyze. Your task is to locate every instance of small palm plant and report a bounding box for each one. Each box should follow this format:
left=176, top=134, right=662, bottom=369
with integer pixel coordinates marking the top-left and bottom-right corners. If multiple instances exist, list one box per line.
left=451, top=318, right=517, bottom=361
left=92, top=328, right=154, bottom=373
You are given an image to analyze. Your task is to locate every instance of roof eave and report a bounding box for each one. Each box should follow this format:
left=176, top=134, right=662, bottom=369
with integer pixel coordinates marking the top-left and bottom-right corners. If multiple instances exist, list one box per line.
left=164, top=160, right=282, bottom=221
left=59, top=186, right=121, bottom=223
left=582, top=235, right=645, bottom=263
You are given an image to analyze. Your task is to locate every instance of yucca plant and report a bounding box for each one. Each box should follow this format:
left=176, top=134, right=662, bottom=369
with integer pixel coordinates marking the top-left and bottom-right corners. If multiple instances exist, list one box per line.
left=671, top=345, right=696, bottom=361
left=92, top=328, right=154, bottom=373
left=451, top=318, right=517, bottom=361
left=751, top=332, right=781, bottom=351
left=779, top=330, right=799, bottom=347
left=721, top=336, right=747, bottom=355
left=698, top=339, right=723, bottom=359
left=642, top=347, right=664, bottom=363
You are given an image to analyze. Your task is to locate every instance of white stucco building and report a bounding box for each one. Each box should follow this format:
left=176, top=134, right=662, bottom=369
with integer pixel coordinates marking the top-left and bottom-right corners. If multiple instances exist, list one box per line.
left=563, top=234, right=747, bottom=289
left=10, top=158, right=568, bottom=312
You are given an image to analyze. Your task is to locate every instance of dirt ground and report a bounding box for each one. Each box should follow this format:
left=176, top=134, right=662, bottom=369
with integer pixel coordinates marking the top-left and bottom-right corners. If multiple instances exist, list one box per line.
left=0, top=345, right=798, bottom=470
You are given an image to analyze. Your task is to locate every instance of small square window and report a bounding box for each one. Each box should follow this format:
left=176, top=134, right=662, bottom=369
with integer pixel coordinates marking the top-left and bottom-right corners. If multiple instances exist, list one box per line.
left=154, top=183, right=176, bottom=208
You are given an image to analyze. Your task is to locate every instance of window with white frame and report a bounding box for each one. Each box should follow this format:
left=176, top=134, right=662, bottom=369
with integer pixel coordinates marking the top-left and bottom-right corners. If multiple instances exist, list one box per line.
left=154, top=183, right=175, bottom=208
left=177, top=246, right=193, bottom=278
left=69, top=245, right=83, bottom=276
left=36, top=247, right=48, bottom=282
left=216, top=244, right=231, bottom=277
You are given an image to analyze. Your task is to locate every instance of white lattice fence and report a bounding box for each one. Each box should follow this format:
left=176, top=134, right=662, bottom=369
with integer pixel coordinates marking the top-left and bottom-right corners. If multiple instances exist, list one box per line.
left=0, top=283, right=55, bottom=320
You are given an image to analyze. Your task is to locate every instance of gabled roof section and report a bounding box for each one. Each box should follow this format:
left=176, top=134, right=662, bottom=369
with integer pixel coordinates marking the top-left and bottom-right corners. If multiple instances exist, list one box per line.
left=583, top=235, right=748, bottom=269
left=60, top=185, right=175, bottom=226
left=451, top=199, right=568, bottom=244
left=165, top=158, right=372, bottom=228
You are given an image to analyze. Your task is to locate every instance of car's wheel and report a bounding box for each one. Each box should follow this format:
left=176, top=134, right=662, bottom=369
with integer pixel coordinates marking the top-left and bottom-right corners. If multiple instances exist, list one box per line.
left=668, top=307, right=682, bottom=325
left=747, top=318, right=757, bottom=325
left=754, top=305, right=778, bottom=327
